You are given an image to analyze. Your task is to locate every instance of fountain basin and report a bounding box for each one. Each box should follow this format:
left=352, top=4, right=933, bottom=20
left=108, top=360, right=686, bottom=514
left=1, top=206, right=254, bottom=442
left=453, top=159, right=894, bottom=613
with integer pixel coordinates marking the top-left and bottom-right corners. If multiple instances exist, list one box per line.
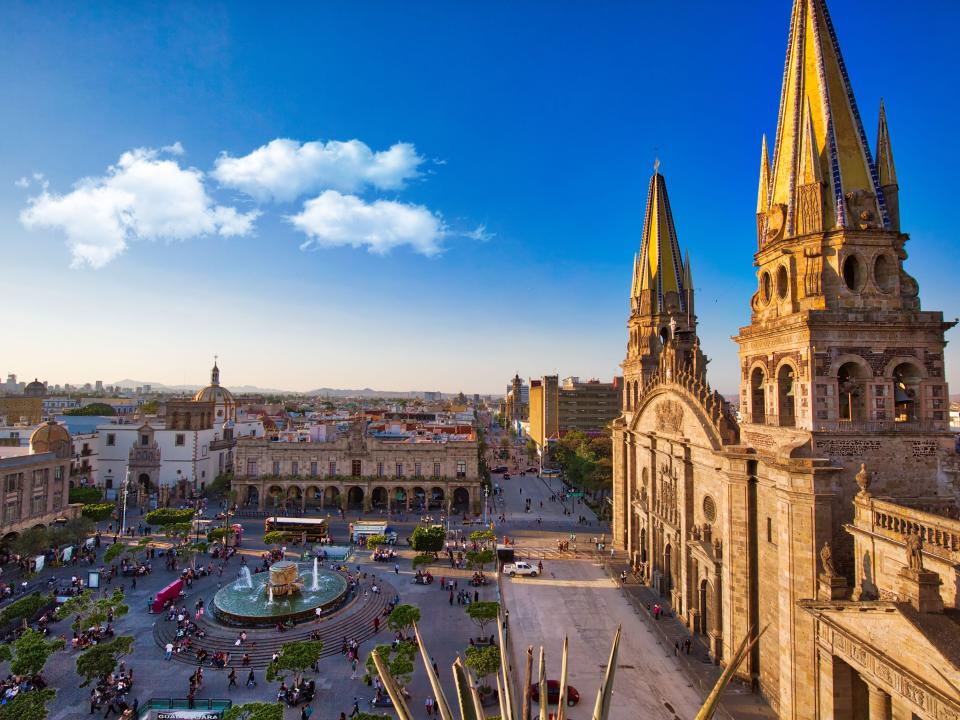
left=213, top=562, right=350, bottom=627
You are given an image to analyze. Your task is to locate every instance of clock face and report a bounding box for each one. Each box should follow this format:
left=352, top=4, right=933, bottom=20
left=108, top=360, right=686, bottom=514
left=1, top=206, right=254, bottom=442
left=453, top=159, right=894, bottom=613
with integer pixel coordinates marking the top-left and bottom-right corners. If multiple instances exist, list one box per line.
left=766, top=204, right=785, bottom=241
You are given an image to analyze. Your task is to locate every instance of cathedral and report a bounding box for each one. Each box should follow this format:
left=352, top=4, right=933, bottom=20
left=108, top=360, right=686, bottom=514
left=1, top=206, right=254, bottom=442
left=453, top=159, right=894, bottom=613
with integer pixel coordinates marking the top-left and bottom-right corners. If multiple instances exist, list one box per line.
left=611, top=1, right=960, bottom=718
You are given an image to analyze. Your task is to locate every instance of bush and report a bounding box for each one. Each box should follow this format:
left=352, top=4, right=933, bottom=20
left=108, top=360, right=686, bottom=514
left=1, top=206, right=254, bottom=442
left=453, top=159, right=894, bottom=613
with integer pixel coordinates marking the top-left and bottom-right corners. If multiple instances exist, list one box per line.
left=0, top=593, right=50, bottom=628
left=410, top=525, right=445, bottom=555
left=81, top=503, right=115, bottom=522
left=411, top=553, right=435, bottom=569
left=69, top=487, right=103, bottom=504
left=144, top=508, right=195, bottom=526
left=64, top=403, right=117, bottom=416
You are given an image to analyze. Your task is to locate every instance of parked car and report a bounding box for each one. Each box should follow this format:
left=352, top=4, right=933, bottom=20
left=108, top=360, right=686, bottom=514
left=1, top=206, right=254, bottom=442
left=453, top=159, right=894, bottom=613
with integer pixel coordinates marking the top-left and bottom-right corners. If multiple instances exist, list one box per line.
left=526, top=466, right=539, bottom=474
left=503, top=561, right=538, bottom=577
left=491, top=466, right=508, bottom=474
left=530, top=680, right=579, bottom=706
left=502, top=473, right=511, bottom=480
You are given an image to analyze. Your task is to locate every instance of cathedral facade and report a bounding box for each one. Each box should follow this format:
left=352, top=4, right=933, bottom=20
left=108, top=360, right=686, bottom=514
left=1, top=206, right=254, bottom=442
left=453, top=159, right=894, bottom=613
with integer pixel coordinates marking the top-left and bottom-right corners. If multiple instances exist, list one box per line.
left=611, top=1, right=960, bottom=718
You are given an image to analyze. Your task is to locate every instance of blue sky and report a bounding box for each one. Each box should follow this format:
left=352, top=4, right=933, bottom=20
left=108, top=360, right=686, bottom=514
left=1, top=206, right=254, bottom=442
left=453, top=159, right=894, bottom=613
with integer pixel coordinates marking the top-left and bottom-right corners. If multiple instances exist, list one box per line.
left=2, top=1, right=958, bottom=395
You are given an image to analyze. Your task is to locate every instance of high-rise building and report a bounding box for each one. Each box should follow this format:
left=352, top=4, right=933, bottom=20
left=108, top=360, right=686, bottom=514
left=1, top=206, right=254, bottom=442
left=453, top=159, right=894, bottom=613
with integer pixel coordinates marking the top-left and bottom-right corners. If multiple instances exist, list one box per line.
left=612, top=2, right=960, bottom=717
left=527, top=375, right=622, bottom=448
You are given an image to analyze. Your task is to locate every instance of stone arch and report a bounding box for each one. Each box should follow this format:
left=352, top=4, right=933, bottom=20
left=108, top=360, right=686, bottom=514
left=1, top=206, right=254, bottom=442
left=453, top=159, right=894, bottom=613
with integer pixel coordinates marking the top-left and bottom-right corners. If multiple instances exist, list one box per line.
left=2, top=531, right=19, bottom=544
left=244, top=485, right=259, bottom=506
left=323, top=486, right=341, bottom=507
left=411, top=486, right=426, bottom=510
left=632, top=384, right=737, bottom=451
left=452, top=487, right=470, bottom=510
left=430, top=486, right=445, bottom=509
left=663, top=543, right=673, bottom=593
left=287, top=485, right=302, bottom=500
left=347, top=486, right=364, bottom=509
left=775, top=361, right=797, bottom=427
left=304, top=485, right=322, bottom=509
left=371, top=486, right=389, bottom=509
left=633, top=381, right=638, bottom=410
left=699, top=578, right=717, bottom=635
left=750, top=365, right=766, bottom=424
left=32, top=523, right=46, bottom=531
left=891, top=361, right=924, bottom=422
left=836, top=358, right=870, bottom=422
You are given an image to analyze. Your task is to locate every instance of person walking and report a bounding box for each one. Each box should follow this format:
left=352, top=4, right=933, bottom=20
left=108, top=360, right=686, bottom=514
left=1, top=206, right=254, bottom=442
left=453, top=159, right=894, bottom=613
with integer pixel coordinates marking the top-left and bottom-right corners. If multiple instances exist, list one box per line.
left=373, top=616, right=380, bottom=633
left=350, top=698, right=361, bottom=717
left=228, top=668, right=238, bottom=688
left=394, top=563, right=399, bottom=575
left=449, top=590, right=454, bottom=606
left=350, top=657, right=358, bottom=680
left=246, top=669, right=256, bottom=688
left=165, top=642, right=173, bottom=661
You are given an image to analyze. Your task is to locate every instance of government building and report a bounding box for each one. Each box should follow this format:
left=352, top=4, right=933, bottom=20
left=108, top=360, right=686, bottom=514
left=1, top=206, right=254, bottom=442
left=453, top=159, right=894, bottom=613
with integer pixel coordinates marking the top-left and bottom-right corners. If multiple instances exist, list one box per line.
left=611, top=1, right=960, bottom=718
left=232, top=420, right=481, bottom=515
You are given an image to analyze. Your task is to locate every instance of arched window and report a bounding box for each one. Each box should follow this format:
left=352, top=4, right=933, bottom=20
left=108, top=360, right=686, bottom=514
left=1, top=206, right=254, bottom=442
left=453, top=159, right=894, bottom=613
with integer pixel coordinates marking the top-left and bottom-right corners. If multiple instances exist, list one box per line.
left=633, top=381, right=639, bottom=409
left=777, top=364, right=796, bottom=427
left=892, top=362, right=922, bottom=422
left=750, top=367, right=766, bottom=424
left=838, top=361, right=868, bottom=422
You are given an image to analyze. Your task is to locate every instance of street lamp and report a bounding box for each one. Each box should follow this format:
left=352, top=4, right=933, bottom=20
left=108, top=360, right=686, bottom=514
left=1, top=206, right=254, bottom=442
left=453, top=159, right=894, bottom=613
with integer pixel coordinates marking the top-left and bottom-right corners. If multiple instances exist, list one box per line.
left=482, top=486, right=490, bottom=526
left=120, top=468, right=131, bottom=536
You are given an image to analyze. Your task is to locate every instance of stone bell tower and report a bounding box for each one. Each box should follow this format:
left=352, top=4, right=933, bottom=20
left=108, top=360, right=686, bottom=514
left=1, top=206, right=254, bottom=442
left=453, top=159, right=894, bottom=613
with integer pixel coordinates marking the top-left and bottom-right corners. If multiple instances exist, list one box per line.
left=622, top=164, right=705, bottom=416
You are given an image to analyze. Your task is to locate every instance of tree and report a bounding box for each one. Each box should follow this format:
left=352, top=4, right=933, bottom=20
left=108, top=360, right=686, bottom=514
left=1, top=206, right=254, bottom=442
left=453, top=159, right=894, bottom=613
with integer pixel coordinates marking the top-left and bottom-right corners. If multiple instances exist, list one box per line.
left=465, top=644, right=500, bottom=692
left=411, top=553, right=435, bottom=569
left=103, top=543, right=126, bottom=564
left=81, top=503, right=115, bottom=522
left=207, top=527, right=235, bottom=544
left=469, top=530, right=496, bottom=546
left=68, top=487, right=103, bottom=504
left=64, top=403, right=116, bottom=416
left=75, top=636, right=134, bottom=686
left=0, top=593, right=50, bottom=627
left=0, top=629, right=66, bottom=677
left=56, top=589, right=128, bottom=632
left=410, top=525, right=445, bottom=556
left=263, top=531, right=285, bottom=547
left=222, top=703, right=283, bottom=720
left=62, top=516, right=95, bottom=545
left=386, top=604, right=420, bottom=636
left=11, top=527, right=49, bottom=558
left=0, top=687, right=55, bottom=720
left=365, top=642, right=415, bottom=686
left=139, top=400, right=160, bottom=415
left=465, top=601, right=499, bottom=637
left=265, top=640, right=324, bottom=685
left=144, top=508, right=195, bottom=526
left=466, top=549, right=495, bottom=573
left=365, top=533, right=389, bottom=550
left=525, top=438, right=538, bottom=462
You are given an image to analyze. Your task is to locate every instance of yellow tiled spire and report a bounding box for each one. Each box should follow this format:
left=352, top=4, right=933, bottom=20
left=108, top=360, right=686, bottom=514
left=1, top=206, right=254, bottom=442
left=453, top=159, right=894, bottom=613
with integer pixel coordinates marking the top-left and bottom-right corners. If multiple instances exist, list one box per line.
left=764, top=0, right=890, bottom=242
left=634, top=164, right=686, bottom=314
left=756, top=134, right=771, bottom=216
left=876, top=99, right=897, bottom=188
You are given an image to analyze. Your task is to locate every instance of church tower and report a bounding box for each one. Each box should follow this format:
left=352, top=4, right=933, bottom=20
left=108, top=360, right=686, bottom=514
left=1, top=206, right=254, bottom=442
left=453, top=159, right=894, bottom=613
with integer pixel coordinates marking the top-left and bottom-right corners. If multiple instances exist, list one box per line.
left=622, top=165, right=703, bottom=416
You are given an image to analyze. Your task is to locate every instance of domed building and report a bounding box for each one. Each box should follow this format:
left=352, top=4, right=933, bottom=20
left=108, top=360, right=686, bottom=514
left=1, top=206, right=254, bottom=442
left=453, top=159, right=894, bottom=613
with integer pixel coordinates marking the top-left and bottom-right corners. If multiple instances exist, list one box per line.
left=29, top=420, right=72, bottom=458
left=23, top=378, right=47, bottom=397
left=192, top=360, right=236, bottom=423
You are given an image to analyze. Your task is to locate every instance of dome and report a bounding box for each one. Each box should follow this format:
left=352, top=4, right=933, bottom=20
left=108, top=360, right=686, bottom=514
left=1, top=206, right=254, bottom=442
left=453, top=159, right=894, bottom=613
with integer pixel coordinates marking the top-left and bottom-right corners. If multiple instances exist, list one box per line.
left=30, top=420, right=71, bottom=456
left=193, top=384, right=236, bottom=405
left=24, top=378, right=47, bottom=397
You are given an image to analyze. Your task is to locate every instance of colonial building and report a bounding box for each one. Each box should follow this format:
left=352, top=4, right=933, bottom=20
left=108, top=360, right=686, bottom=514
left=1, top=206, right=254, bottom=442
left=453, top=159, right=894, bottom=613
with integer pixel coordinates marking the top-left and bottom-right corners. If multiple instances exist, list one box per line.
left=0, top=421, right=78, bottom=541
left=611, top=2, right=960, bottom=718
left=232, top=421, right=480, bottom=515
left=502, top=374, right=528, bottom=425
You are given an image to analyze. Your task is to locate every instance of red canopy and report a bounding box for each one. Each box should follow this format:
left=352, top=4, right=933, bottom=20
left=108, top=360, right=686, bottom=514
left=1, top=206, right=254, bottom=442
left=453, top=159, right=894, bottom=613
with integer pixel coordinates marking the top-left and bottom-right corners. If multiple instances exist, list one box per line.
left=152, top=579, right=184, bottom=613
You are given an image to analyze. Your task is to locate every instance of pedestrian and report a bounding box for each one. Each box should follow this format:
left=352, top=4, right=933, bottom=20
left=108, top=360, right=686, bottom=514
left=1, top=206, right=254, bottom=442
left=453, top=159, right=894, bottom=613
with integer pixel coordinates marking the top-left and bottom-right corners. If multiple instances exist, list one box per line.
left=301, top=705, right=313, bottom=719
left=373, top=616, right=380, bottom=633
left=246, top=670, right=256, bottom=688
left=474, top=590, right=479, bottom=603
left=228, top=668, right=238, bottom=688
left=350, top=698, right=361, bottom=717
left=351, top=657, right=358, bottom=679
left=425, top=697, right=434, bottom=716
left=684, top=638, right=692, bottom=655
left=165, top=642, right=173, bottom=660
left=449, top=590, right=454, bottom=606
left=394, top=563, right=399, bottom=575
left=432, top=657, right=439, bottom=676
left=675, top=641, right=680, bottom=656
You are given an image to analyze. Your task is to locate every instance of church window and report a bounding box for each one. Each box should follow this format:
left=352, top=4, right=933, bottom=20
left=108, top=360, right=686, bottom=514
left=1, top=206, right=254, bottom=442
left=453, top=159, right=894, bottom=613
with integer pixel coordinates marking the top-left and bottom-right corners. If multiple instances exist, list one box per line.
left=329, top=461, right=337, bottom=476
left=760, top=271, right=772, bottom=304
left=456, top=461, right=466, bottom=478
left=892, top=363, right=921, bottom=422
left=777, top=364, right=796, bottom=427
left=396, top=463, right=404, bottom=478
left=838, top=362, right=867, bottom=422
left=377, top=462, right=384, bottom=477
left=291, top=461, right=299, bottom=476
left=246, top=459, right=258, bottom=477
left=750, top=367, right=766, bottom=424
left=842, top=254, right=863, bottom=292
left=351, top=459, right=362, bottom=477
left=273, top=461, right=280, bottom=475
left=141, top=434, right=149, bottom=446
left=767, top=517, right=773, bottom=543
left=702, top=495, right=716, bottom=522
left=106, top=434, right=116, bottom=447
left=414, top=462, right=421, bottom=477
left=775, top=265, right=788, bottom=300
left=310, top=461, right=318, bottom=476
left=175, top=433, right=185, bottom=447
left=433, top=462, right=441, bottom=478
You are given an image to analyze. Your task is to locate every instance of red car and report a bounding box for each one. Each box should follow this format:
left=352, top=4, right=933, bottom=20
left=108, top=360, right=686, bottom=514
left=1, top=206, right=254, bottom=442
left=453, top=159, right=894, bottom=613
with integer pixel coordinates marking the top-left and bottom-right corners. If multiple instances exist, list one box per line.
left=530, top=681, right=580, bottom=706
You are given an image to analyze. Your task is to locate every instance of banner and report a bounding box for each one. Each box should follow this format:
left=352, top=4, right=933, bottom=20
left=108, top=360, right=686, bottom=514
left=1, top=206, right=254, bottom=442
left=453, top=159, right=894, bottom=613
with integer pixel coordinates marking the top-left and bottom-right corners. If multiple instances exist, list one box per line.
left=62, top=545, right=74, bottom=562
left=34, top=555, right=45, bottom=573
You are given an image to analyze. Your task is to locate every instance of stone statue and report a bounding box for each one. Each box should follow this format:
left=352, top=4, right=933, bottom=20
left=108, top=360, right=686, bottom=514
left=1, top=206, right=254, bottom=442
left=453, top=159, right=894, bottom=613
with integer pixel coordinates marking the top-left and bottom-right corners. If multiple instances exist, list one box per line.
left=905, top=533, right=923, bottom=571
left=820, top=542, right=836, bottom=578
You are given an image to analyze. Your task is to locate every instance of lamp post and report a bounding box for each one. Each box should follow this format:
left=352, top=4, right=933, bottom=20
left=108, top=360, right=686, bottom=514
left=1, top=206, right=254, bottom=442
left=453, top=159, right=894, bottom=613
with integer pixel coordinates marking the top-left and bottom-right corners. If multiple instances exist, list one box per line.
left=483, top=486, right=490, bottom=526
left=120, top=468, right=131, bottom=536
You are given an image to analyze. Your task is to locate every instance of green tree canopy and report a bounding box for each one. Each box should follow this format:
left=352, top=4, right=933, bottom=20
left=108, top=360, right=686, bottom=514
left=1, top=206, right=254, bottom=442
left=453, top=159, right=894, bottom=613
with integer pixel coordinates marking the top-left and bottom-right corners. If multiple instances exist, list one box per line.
left=207, top=527, right=235, bottom=543
left=64, top=403, right=116, bottom=416
left=0, top=687, right=55, bottom=720
left=465, top=644, right=501, bottom=691
left=365, top=533, right=389, bottom=550
left=410, top=525, right=445, bottom=555
left=411, top=553, right=435, bottom=569
left=386, top=604, right=421, bottom=635
left=10, top=527, right=49, bottom=558
left=465, top=601, right=500, bottom=636
left=0, top=629, right=66, bottom=676
left=75, top=636, right=134, bottom=687
left=68, top=487, right=103, bottom=504
left=61, top=516, right=95, bottom=545
left=102, top=543, right=127, bottom=564
left=81, top=503, right=116, bottom=522
left=466, top=549, right=495, bottom=572
left=222, top=703, right=283, bottom=720
left=0, top=593, right=50, bottom=627
left=144, top=508, right=195, bottom=526
left=56, top=589, right=128, bottom=632
left=263, top=531, right=285, bottom=547
left=469, top=530, right=496, bottom=546
left=265, top=640, right=324, bottom=685
left=138, top=400, right=160, bottom=415
left=365, top=642, right=415, bottom=686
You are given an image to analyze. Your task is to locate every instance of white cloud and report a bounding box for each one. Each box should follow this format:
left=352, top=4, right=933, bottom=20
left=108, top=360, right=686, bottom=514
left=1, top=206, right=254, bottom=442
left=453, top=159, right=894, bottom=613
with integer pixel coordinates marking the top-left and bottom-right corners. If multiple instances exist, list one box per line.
left=464, top=223, right=494, bottom=242
left=14, top=177, right=29, bottom=188
left=213, top=138, right=424, bottom=203
left=162, top=141, right=185, bottom=156
left=20, top=147, right=259, bottom=268
left=290, top=190, right=445, bottom=257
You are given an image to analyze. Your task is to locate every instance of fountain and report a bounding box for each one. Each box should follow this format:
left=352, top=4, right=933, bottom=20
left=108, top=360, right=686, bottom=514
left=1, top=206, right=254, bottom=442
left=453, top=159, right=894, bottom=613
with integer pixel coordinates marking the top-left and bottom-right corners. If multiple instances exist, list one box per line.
left=212, top=560, right=349, bottom=627
left=236, top=566, right=253, bottom=590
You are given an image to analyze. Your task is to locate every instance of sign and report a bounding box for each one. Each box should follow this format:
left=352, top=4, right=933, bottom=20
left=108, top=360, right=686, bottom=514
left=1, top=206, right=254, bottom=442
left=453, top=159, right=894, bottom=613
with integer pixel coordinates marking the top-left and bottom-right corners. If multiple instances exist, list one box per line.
left=156, top=713, right=219, bottom=720
left=88, top=571, right=100, bottom=589
left=34, top=555, right=45, bottom=573
left=568, top=491, right=584, bottom=499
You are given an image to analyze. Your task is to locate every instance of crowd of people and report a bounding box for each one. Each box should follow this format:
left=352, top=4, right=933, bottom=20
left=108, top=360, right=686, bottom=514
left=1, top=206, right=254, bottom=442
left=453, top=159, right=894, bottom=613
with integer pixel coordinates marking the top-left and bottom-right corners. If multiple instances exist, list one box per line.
left=87, top=666, right=136, bottom=718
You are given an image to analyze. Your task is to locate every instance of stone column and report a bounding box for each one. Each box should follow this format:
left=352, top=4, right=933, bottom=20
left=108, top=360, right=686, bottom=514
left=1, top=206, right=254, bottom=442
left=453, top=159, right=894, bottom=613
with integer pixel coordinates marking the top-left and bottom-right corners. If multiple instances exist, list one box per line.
left=865, top=683, right=891, bottom=720
left=818, top=651, right=853, bottom=720
left=301, top=492, right=307, bottom=514
left=405, top=487, right=411, bottom=512
left=257, top=485, right=265, bottom=511
left=890, top=698, right=914, bottom=720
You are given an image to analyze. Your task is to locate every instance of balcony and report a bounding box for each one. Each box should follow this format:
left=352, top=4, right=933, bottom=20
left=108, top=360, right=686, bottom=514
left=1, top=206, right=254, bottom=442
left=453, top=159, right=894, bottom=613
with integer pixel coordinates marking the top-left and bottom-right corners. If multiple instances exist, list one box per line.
left=747, top=414, right=949, bottom=434
left=855, top=496, right=960, bottom=563
left=210, top=438, right=234, bottom=451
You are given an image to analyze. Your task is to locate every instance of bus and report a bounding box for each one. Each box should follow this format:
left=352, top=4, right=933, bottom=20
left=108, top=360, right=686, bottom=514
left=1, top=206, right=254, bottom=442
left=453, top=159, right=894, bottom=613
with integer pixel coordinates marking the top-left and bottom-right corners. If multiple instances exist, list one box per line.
left=264, top=516, right=329, bottom=542
left=349, top=521, right=398, bottom=545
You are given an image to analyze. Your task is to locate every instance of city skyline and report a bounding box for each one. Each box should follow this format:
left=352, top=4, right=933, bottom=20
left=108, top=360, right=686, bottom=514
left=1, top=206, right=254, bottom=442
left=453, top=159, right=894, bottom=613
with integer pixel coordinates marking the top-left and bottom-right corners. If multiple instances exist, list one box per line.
left=2, top=1, right=958, bottom=395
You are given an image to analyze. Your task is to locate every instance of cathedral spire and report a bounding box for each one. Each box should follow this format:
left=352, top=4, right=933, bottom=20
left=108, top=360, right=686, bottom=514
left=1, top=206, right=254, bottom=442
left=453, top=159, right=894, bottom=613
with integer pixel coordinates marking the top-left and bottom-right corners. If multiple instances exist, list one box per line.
left=765, top=0, right=890, bottom=243
left=876, top=98, right=900, bottom=230
left=634, top=165, right=686, bottom=315
left=756, top=134, right=771, bottom=246
left=211, top=356, right=220, bottom=386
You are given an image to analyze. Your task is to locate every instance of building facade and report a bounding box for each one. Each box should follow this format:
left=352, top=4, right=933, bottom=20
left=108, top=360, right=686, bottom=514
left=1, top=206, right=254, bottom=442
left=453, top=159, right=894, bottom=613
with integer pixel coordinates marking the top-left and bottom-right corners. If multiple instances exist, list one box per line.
left=502, top=374, right=528, bottom=425
left=0, top=397, right=43, bottom=425
left=232, top=421, right=481, bottom=515
left=611, top=2, right=960, bottom=717
left=0, top=421, right=78, bottom=540
left=527, top=375, right=623, bottom=448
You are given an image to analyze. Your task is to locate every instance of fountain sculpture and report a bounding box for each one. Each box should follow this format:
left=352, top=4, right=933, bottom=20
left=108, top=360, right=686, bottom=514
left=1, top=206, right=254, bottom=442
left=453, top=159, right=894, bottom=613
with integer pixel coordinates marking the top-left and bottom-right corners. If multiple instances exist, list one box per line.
left=269, top=560, right=304, bottom=597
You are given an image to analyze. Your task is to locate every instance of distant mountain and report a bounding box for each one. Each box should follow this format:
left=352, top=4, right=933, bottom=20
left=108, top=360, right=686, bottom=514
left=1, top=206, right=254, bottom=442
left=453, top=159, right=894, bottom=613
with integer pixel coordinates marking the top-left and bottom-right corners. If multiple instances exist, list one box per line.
left=306, top=388, right=448, bottom=399
left=108, top=379, right=449, bottom=398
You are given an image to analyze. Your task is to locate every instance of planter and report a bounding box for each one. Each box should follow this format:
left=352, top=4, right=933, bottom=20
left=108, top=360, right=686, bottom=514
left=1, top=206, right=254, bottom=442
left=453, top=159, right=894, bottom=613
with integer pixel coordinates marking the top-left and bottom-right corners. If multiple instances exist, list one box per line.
left=479, top=687, right=498, bottom=708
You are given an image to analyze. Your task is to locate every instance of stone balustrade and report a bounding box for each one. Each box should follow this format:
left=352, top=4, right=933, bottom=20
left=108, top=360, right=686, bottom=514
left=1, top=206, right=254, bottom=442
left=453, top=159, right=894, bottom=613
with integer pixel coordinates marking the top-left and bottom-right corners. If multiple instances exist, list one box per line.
left=857, top=495, right=960, bottom=561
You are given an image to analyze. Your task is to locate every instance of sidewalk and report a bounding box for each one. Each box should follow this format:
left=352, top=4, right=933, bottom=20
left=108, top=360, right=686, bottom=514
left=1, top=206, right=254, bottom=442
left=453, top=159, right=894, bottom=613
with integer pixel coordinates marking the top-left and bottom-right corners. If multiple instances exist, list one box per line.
left=603, top=556, right=776, bottom=720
